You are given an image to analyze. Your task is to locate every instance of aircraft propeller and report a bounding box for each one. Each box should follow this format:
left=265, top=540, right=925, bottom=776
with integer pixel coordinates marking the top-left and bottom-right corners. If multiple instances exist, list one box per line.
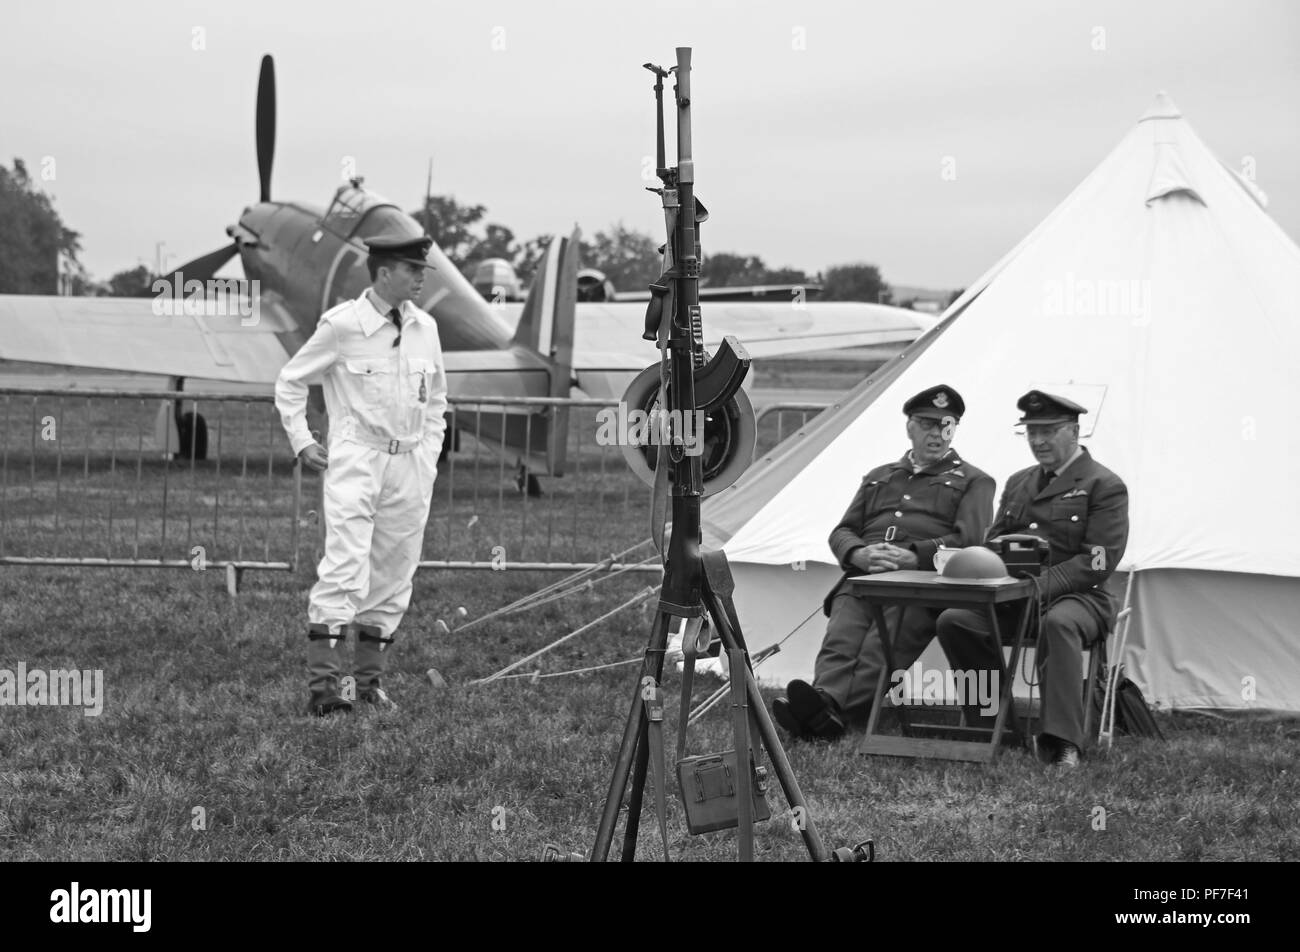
left=165, top=54, right=276, bottom=282
left=256, top=53, right=275, bottom=203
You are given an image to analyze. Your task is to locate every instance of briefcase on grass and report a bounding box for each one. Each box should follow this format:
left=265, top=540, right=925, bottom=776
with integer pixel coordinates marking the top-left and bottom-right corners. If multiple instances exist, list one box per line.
left=1093, top=664, right=1166, bottom=741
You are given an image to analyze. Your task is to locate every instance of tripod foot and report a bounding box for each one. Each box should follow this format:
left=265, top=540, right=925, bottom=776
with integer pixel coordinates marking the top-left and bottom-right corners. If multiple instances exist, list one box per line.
left=541, top=843, right=584, bottom=862
left=830, top=840, right=876, bottom=863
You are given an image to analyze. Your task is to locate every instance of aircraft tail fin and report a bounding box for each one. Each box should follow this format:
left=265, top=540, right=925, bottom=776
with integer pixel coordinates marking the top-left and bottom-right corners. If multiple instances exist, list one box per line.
left=512, top=229, right=579, bottom=475
left=512, top=230, right=577, bottom=357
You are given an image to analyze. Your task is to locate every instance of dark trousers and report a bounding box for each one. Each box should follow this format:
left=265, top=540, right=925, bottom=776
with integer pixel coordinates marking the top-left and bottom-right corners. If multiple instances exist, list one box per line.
left=813, top=591, right=939, bottom=718
left=936, top=597, right=1102, bottom=750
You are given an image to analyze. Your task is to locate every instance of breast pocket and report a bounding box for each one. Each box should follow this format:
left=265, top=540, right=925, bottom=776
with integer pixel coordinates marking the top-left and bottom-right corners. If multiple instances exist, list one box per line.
left=344, top=357, right=394, bottom=410
left=404, top=358, right=435, bottom=407
left=861, top=478, right=886, bottom=518
left=1051, top=497, right=1088, bottom=549
left=928, top=475, right=968, bottom=523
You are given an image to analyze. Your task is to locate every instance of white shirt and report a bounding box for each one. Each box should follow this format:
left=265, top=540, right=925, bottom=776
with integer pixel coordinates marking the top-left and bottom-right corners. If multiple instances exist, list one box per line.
left=275, top=290, right=448, bottom=456
left=908, top=448, right=953, bottom=474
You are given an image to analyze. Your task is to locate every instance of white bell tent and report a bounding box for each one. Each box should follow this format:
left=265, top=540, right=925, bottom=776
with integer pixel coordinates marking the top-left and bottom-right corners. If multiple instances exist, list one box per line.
left=706, top=93, right=1300, bottom=712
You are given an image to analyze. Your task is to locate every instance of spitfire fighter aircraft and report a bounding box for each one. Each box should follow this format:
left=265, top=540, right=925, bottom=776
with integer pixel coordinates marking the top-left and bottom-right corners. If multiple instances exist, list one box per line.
left=0, top=55, right=934, bottom=482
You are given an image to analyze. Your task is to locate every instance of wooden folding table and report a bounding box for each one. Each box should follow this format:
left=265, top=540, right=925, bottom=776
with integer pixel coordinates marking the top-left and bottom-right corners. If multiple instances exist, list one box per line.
left=847, top=570, right=1036, bottom=763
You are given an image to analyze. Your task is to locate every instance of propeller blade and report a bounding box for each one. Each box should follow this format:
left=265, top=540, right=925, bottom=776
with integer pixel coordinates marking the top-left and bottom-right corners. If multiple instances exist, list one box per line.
left=256, top=54, right=276, bottom=203
left=166, top=243, right=238, bottom=283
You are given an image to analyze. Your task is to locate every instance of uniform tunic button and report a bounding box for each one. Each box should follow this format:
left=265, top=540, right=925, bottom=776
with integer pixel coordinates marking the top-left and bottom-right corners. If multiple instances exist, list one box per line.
left=895, top=511, right=904, bottom=517
left=1029, top=522, right=1038, bottom=529
left=1071, top=515, right=1079, bottom=522
left=903, top=494, right=911, bottom=500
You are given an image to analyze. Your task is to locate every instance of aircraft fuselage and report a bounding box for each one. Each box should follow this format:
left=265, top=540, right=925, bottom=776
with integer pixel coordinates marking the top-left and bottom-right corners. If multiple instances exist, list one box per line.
left=231, top=183, right=519, bottom=356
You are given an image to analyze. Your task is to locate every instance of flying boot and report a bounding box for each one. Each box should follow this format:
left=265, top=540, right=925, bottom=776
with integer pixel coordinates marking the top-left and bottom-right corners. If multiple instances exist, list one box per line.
left=306, top=623, right=352, bottom=716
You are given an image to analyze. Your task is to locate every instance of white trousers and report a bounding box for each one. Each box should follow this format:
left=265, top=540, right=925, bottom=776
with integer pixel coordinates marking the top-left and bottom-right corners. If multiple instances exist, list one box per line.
left=308, top=437, right=440, bottom=638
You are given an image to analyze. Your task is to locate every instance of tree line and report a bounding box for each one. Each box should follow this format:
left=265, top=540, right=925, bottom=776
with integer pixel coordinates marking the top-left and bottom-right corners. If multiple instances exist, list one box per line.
left=1, top=157, right=956, bottom=307
left=412, top=195, right=896, bottom=303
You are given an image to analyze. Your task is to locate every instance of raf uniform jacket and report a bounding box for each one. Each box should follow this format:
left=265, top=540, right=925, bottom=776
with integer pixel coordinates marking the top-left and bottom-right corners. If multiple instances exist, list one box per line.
left=824, top=448, right=995, bottom=615
left=988, top=447, right=1129, bottom=630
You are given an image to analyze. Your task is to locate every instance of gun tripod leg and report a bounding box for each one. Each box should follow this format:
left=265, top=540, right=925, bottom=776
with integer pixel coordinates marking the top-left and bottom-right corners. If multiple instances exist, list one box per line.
left=591, top=610, right=672, bottom=862
left=620, top=707, right=652, bottom=861
left=728, top=646, right=755, bottom=862
left=703, top=583, right=830, bottom=862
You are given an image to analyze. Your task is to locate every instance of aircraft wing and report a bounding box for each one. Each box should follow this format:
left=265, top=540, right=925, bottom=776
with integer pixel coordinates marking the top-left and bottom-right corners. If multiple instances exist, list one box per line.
left=0, top=292, right=934, bottom=403
left=613, top=284, right=824, bottom=303
left=568, top=300, right=932, bottom=361
left=568, top=300, right=932, bottom=359
left=527, top=300, right=931, bottom=399
left=486, top=299, right=933, bottom=364
left=0, top=294, right=294, bottom=384
left=442, top=347, right=557, bottom=400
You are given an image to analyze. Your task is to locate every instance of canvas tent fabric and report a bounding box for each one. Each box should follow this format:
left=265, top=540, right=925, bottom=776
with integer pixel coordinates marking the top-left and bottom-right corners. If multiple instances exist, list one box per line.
left=705, top=93, right=1300, bottom=712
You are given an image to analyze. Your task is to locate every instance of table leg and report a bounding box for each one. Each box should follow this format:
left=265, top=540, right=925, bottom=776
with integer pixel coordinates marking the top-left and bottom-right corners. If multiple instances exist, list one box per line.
left=985, top=599, right=1031, bottom=755
left=869, top=602, right=911, bottom=736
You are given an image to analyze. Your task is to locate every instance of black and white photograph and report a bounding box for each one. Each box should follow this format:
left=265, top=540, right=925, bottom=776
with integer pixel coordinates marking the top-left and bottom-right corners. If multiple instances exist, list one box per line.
left=0, top=0, right=1294, bottom=918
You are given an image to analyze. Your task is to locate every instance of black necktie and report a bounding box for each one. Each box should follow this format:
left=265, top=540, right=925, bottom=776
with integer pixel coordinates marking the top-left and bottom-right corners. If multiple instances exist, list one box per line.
left=1036, top=467, right=1054, bottom=493
left=388, top=308, right=402, bottom=347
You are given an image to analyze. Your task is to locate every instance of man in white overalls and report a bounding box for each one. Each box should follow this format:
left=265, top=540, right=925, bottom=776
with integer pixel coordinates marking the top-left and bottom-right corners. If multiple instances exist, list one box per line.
left=275, top=233, right=448, bottom=715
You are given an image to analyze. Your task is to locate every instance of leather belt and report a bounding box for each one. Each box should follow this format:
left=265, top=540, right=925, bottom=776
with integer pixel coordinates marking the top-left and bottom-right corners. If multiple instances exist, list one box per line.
left=343, top=432, right=422, bottom=455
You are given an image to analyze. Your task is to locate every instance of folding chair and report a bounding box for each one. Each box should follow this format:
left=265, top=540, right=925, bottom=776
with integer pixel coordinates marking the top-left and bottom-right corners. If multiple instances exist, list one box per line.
left=1098, top=571, right=1137, bottom=750
left=998, top=622, right=1108, bottom=749
left=1015, top=570, right=1135, bottom=751
left=1081, top=633, right=1108, bottom=747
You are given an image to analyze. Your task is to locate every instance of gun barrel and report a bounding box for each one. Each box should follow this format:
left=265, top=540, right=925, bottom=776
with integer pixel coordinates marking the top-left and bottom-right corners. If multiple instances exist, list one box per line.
left=675, top=47, right=693, bottom=184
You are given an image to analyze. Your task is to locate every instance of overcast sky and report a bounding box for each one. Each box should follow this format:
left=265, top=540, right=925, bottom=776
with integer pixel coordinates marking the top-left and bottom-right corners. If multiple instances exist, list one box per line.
left=6, top=0, right=1298, bottom=290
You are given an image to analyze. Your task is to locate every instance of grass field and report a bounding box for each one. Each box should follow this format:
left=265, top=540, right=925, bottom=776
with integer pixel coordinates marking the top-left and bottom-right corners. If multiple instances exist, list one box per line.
left=2, top=357, right=1297, bottom=861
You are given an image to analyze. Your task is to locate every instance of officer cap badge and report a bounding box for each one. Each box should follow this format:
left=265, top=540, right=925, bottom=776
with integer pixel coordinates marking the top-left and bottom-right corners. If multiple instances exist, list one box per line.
left=903, top=384, right=965, bottom=421
left=1016, top=389, right=1087, bottom=425
left=364, top=233, right=437, bottom=270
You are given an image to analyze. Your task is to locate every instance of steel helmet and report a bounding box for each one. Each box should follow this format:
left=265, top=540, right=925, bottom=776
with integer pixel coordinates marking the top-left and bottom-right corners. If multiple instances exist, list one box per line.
left=941, top=546, right=1010, bottom=581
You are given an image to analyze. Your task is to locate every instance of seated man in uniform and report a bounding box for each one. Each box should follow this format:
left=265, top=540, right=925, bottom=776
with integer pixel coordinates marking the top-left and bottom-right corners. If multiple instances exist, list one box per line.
left=771, top=384, right=996, bottom=741
left=936, top=390, right=1129, bottom=768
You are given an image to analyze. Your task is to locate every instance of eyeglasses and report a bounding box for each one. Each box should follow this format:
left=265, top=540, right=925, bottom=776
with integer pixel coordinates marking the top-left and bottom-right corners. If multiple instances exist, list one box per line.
left=909, top=416, right=956, bottom=433
left=1015, top=423, right=1074, bottom=440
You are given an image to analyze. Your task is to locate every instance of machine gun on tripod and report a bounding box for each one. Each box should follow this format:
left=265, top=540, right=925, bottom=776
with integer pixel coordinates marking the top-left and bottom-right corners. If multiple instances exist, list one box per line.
left=587, top=47, right=873, bottom=864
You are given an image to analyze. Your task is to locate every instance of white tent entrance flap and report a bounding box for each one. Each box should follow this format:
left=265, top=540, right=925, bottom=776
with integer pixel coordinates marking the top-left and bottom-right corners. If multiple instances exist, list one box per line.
left=707, top=92, right=1300, bottom=713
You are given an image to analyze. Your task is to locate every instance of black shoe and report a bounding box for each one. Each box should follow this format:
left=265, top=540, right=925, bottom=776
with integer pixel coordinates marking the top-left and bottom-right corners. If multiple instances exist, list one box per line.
left=787, top=679, right=845, bottom=740
left=772, top=697, right=812, bottom=740
left=306, top=689, right=352, bottom=717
